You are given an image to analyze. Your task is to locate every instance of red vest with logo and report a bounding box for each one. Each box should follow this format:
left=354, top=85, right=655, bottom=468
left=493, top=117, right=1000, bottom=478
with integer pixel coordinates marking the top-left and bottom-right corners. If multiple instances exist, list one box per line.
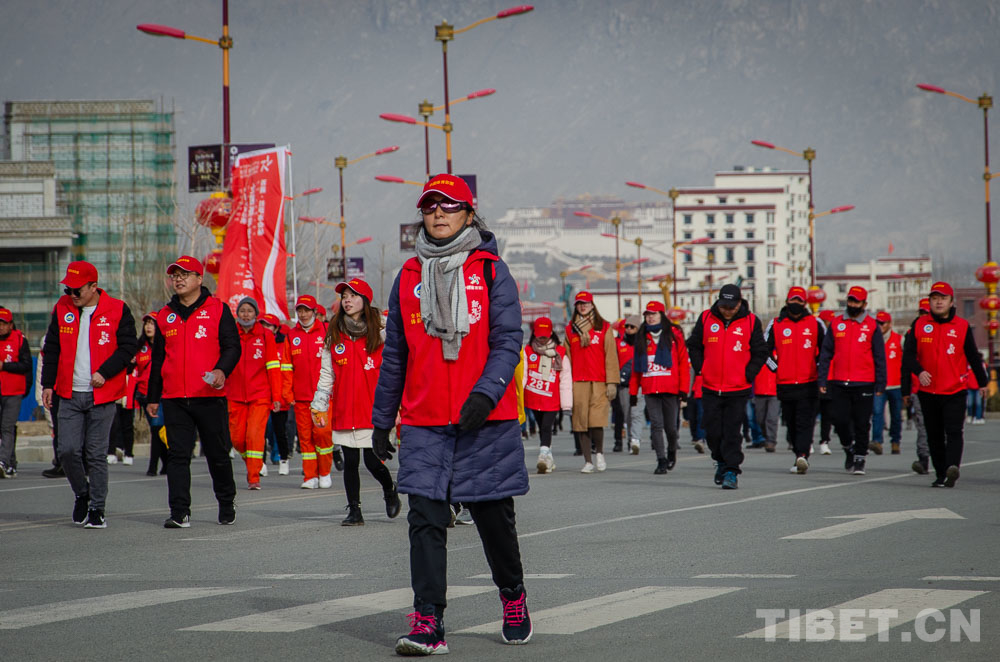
left=125, top=341, right=153, bottom=408
left=0, top=329, right=28, bottom=396
left=827, top=314, right=878, bottom=383
left=616, top=335, right=634, bottom=374
left=913, top=314, right=972, bottom=395
left=397, top=252, right=519, bottom=425
left=566, top=321, right=612, bottom=382
left=884, top=330, right=903, bottom=389
left=327, top=335, right=383, bottom=429
left=523, top=345, right=567, bottom=411
left=275, top=333, right=294, bottom=408
left=157, top=296, right=226, bottom=399
left=227, top=322, right=282, bottom=403
left=629, top=327, right=690, bottom=396
left=772, top=315, right=820, bottom=385
left=754, top=362, right=777, bottom=396
left=53, top=292, right=128, bottom=404
left=699, top=310, right=757, bottom=393
left=287, top=321, right=327, bottom=402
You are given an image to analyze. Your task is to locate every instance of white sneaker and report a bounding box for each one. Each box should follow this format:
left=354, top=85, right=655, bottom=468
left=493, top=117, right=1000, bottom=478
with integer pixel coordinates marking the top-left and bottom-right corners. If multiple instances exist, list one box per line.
left=580, top=462, right=595, bottom=474
left=122, top=456, right=134, bottom=466
left=809, top=444, right=815, bottom=455
left=230, top=448, right=240, bottom=460
left=106, top=454, right=118, bottom=465
left=595, top=453, right=607, bottom=472
left=795, top=456, right=809, bottom=474
left=975, top=418, right=985, bottom=425
left=300, top=478, right=319, bottom=489
left=279, top=460, right=289, bottom=475
left=629, top=441, right=640, bottom=455
left=318, top=474, right=333, bottom=489
left=789, top=465, right=800, bottom=473
left=536, top=449, right=554, bottom=474
left=966, top=415, right=973, bottom=423
left=819, top=443, right=832, bottom=455
left=259, top=463, right=268, bottom=477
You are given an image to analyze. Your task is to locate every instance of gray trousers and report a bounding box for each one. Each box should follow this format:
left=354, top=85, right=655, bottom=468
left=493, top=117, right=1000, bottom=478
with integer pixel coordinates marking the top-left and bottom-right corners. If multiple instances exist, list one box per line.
left=57, top=392, right=116, bottom=510
left=617, top=386, right=644, bottom=444
left=0, top=394, right=22, bottom=466
left=912, top=393, right=928, bottom=459
left=754, top=395, right=780, bottom=446
left=645, top=393, right=680, bottom=460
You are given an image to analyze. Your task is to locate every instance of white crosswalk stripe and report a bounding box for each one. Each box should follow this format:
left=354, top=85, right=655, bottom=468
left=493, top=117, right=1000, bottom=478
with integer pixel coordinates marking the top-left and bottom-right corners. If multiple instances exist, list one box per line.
left=0, top=587, right=260, bottom=630
left=456, top=586, right=744, bottom=635
left=255, top=574, right=351, bottom=580
left=183, top=585, right=495, bottom=632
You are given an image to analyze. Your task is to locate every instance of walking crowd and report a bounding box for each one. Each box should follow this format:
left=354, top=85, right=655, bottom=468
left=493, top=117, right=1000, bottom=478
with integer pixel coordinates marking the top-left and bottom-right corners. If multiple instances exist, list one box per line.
left=0, top=175, right=992, bottom=656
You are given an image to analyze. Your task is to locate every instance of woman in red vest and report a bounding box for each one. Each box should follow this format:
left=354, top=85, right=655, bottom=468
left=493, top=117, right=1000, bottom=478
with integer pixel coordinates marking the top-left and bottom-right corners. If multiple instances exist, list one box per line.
left=0, top=307, right=32, bottom=478
left=564, top=291, right=619, bottom=473
left=521, top=316, right=572, bottom=474
left=311, top=278, right=400, bottom=526
left=129, top=312, right=166, bottom=476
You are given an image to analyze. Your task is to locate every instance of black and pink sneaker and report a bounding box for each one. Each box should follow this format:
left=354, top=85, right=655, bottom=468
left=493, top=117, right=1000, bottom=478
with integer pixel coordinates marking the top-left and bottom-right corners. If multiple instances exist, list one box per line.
left=395, top=607, right=448, bottom=656
left=499, top=585, right=532, bottom=645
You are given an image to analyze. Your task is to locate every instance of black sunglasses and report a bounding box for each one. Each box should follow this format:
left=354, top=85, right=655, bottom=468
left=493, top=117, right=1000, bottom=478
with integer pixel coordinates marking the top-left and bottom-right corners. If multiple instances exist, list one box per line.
left=64, top=285, right=89, bottom=297
left=420, top=200, right=468, bottom=214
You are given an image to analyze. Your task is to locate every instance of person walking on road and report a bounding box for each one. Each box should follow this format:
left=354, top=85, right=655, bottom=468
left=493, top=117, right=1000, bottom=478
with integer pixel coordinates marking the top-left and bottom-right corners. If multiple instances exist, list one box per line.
left=871, top=311, right=904, bottom=455
left=0, top=308, right=32, bottom=478
left=41, top=261, right=137, bottom=528
left=902, top=281, right=988, bottom=488
left=259, top=313, right=294, bottom=475
left=372, top=174, right=532, bottom=655
left=522, top=316, right=572, bottom=474
left=686, top=284, right=767, bottom=490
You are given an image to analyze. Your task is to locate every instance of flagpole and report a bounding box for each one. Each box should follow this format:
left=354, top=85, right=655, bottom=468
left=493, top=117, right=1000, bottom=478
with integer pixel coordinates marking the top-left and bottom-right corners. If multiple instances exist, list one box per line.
left=287, top=149, right=298, bottom=304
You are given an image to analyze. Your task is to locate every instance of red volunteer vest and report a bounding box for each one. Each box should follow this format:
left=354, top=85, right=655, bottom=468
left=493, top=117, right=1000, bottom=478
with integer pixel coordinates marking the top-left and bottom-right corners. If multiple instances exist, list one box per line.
left=0, top=330, right=28, bottom=396
left=227, top=322, right=281, bottom=403
left=629, top=327, right=690, bottom=396
left=53, top=292, right=127, bottom=404
left=522, top=345, right=567, bottom=411
left=287, top=321, right=327, bottom=402
left=396, top=252, right=519, bottom=425
left=772, top=315, right=820, bottom=385
left=616, top=336, right=634, bottom=373
left=754, top=362, right=777, bottom=396
left=827, top=314, right=878, bottom=384
left=327, top=334, right=383, bottom=430
left=699, top=310, right=756, bottom=393
left=157, top=296, right=226, bottom=399
left=884, top=330, right=903, bottom=389
left=566, top=321, right=611, bottom=382
left=125, top=342, right=153, bottom=408
left=913, top=314, right=972, bottom=395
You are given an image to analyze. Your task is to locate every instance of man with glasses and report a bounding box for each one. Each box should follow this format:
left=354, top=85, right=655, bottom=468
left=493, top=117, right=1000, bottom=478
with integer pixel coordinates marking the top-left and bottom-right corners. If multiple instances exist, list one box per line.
left=146, top=256, right=241, bottom=527
left=41, top=261, right=137, bottom=528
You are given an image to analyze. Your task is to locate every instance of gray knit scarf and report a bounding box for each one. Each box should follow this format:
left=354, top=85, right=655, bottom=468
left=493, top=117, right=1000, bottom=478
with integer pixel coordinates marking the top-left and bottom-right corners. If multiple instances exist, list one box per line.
left=414, top=225, right=482, bottom=360
left=341, top=314, right=367, bottom=339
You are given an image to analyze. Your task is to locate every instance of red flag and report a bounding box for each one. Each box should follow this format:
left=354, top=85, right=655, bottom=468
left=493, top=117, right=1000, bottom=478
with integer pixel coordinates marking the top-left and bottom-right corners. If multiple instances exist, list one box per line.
left=888, top=241, right=894, bottom=255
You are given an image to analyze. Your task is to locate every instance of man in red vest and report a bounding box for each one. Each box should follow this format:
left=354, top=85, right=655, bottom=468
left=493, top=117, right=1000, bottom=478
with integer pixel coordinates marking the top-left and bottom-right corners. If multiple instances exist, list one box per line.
left=686, top=284, right=767, bottom=489
left=902, top=281, right=988, bottom=487
left=146, top=256, right=241, bottom=527
left=41, top=261, right=137, bottom=528
left=871, top=311, right=904, bottom=455
left=0, top=308, right=33, bottom=478
left=818, top=285, right=886, bottom=476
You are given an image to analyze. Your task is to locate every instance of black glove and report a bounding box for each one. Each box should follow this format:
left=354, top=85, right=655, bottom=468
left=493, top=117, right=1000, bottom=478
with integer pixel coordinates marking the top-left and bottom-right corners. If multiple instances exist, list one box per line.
left=458, top=392, right=493, bottom=433
left=372, top=427, right=395, bottom=461
left=629, top=394, right=638, bottom=407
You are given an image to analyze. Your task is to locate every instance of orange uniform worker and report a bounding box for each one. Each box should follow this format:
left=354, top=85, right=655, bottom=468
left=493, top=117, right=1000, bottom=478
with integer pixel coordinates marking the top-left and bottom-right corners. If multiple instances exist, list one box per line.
left=287, top=295, right=335, bottom=488
left=259, top=313, right=294, bottom=475
left=227, top=297, right=282, bottom=490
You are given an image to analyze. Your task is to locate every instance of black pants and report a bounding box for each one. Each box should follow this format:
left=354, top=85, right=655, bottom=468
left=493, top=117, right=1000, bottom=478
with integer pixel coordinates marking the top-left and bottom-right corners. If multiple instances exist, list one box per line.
left=819, top=397, right=833, bottom=443
left=702, top=392, right=747, bottom=474
left=781, top=396, right=818, bottom=458
left=918, top=391, right=966, bottom=480
left=269, top=410, right=290, bottom=460
left=528, top=409, right=558, bottom=448
left=50, top=396, right=61, bottom=469
left=829, top=383, right=874, bottom=456
left=645, top=393, right=680, bottom=460
left=342, top=446, right=394, bottom=504
left=611, top=393, right=624, bottom=442
left=408, top=494, right=524, bottom=613
left=108, top=404, right=135, bottom=456
left=161, top=397, right=237, bottom=518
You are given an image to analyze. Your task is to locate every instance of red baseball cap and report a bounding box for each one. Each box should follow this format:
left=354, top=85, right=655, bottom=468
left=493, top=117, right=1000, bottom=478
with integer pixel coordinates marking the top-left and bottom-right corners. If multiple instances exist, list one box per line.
left=0, top=308, right=12, bottom=323
left=645, top=300, right=666, bottom=314
left=532, top=316, right=553, bottom=337
left=295, top=294, right=318, bottom=311
left=416, top=174, right=475, bottom=209
left=166, top=255, right=204, bottom=276
left=574, top=291, right=594, bottom=304
left=141, top=311, right=158, bottom=323
left=786, top=286, right=807, bottom=303
left=919, top=298, right=930, bottom=313
left=259, top=313, right=281, bottom=327
left=876, top=311, right=891, bottom=323
left=61, top=261, right=99, bottom=288
left=847, top=285, right=868, bottom=302
left=929, top=281, right=954, bottom=297
left=316, top=304, right=327, bottom=317
left=335, top=278, right=374, bottom=303
left=818, top=309, right=835, bottom=323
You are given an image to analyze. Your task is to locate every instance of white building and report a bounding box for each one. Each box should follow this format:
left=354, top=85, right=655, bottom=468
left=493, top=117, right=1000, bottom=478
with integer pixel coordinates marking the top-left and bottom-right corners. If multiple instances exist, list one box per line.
left=816, top=256, right=933, bottom=319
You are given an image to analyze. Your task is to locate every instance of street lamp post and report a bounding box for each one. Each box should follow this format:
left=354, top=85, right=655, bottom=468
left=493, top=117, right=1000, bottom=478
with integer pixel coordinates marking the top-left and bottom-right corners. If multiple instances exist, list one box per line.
left=808, top=205, right=856, bottom=281
left=334, top=146, right=399, bottom=279
left=626, top=181, right=680, bottom=305
left=283, top=187, right=323, bottom=301
left=434, top=6, right=533, bottom=173
left=576, top=211, right=625, bottom=319
left=635, top=238, right=643, bottom=309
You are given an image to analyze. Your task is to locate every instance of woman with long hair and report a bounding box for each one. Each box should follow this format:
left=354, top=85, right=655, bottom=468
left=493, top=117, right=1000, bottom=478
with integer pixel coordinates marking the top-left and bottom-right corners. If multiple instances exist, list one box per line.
left=131, top=313, right=166, bottom=476
left=311, top=278, right=400, bottom=526
left=521, top=316, right=572, bottom=474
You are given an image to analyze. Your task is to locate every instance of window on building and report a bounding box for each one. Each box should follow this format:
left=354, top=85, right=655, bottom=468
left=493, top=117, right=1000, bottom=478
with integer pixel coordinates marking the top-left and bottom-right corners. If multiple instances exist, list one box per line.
left=746, top=212, right=755, bottom=224
left=747, top=265, right=755, bottom=278
left=767, top=245, right=775, bottom=258
left=767, top=263, right=775, bottom=275
left=725, top=214, right=735, bottom=224
left=725, top=231, right=734, bottom=239
left=707, top=231, right=716, bottom=239
left=706, top=213, right=715, bottom=225
left=767, top=212, right=775, bottom=225
left=767, top=229, right=775, bottom=241
left=725, top=248, right=735, bottom=263
left=683, top=214, right=692, bottom=225
left=684, top=252, right=692, bottom=263
left=838, top=283, right=847, bottom=293
left=718, top=197, right=727, bottom=204
left=707, top=248, right=716, bottom=262
left=683, top=231, right=692, bottom=240
left=746, top=248, right=755, bottom=261
left=767, top=280, right=776, bottom=296
left=746, top=230, right=755, bottom=239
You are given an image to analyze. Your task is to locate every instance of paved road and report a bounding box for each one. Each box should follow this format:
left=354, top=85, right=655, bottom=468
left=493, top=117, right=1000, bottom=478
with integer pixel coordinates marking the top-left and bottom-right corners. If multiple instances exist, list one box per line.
left=3, top=418, right=998, bottom=661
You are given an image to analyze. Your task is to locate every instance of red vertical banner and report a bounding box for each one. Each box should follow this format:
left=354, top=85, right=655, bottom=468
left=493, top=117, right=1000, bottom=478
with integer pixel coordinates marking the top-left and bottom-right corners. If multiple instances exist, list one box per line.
left=217, top=147, right=290, bottom=318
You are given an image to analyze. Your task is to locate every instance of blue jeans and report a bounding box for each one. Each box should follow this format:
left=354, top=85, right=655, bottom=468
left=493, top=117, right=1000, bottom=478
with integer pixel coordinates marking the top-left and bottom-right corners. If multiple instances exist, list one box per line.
left=966, top=389, right=984, bottom=419
left=687, top=398, right=705, bottom=441
left=872, top=389, right=902, bottom=445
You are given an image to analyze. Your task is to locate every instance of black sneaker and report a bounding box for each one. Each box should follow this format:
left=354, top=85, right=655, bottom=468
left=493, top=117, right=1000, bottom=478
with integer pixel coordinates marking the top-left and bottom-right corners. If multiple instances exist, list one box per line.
left=714, top=462, right=725, bottom=485
left=912, top=457, right=929, bottom=475
left=843, top=446, right=855, bottom=472
left=83, top=509, right=106, bottom=529
left=500, top=585, right=533, bottom=645
left=931, top=478, right=946, bottom=488
left=943, top=465, right=960, bottom=488
left=0, top=460, right=11, bottom=478
left=654, top=458, right=668, bottom=475
left=612, top=441, right=623, bottom=453
left=164, top=514, right=191, bottom=528
left=384, top=483, right=402, bottom=519
left=395, top=606, right=448, bottom=656
left=42, top=466, right=66, bottom=478
left=72, top=493, right=90, bottom=525
left=218, top=503, right=236, bottom=525
left=852, top=457, right=866, bottom=475
left=666, top=452, right=676, bottom=471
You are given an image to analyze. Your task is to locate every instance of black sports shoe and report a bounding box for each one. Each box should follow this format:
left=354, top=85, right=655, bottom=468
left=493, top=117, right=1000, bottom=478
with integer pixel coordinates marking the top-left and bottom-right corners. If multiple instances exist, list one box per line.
left=666, top=452, right=676, bottom=471
left=164, top=514, right=191, bottom=528
left=42, top=465, right=65, bottom=478
left=500, top=585, right=533, bottom=645
left=654, top=458, right=668, bottom=475
left=852, top=457, right=866, bottom=475
left=912, top=457, right=930, bottom=475
left=72, top=493, right=90, bottom=525
left=843, top=446, right=855, bottom=472
left=714, top=462, right=725, bottom=486
left=395, top=605, right=448, bottom=656
left=218, top=503, right=236, bottom=525
left=332, top=449, right=344, bottom=472
left=931, top=478, right=946, bottom=488
left=612, top=441, right=623, bottom=453
left=83, top=509, right=106, bottom=529
left=384, top=483, right=402, bottom=519
left=943, top=465, right=960, bottom=488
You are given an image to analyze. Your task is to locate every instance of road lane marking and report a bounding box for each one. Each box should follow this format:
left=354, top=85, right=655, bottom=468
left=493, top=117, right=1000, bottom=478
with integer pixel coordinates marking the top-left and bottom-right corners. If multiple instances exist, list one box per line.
left=467, top=573, right=572, bottom=580
left=255, top=574, right=351, bottom=580
left=782, top=508, right=963, bottom=540
left=0, top=587, right=259, bottom=630
left=183, top=585, right=495, bottom=632
left=456, top=586, right=743, bottom=635
left=693, top=574, right=795, bottom=579
left=922, top=576, right=1000, bottom=582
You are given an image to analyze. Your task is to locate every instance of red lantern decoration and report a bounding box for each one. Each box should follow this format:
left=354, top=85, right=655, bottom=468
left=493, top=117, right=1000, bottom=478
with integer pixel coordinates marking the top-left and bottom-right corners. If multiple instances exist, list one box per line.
left=666, top=307, right=686, bottom=322
left=979, top=295, right=1000, bottom=312
left=204, top=249, right=223, bottom=275
left=988, top=319, right=1000, bottom=333
left=975, top=261, right=1000, bottom=284
left=806, top=286, right=827, bottom=304
left=195, top=196, right=232, bottom=229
